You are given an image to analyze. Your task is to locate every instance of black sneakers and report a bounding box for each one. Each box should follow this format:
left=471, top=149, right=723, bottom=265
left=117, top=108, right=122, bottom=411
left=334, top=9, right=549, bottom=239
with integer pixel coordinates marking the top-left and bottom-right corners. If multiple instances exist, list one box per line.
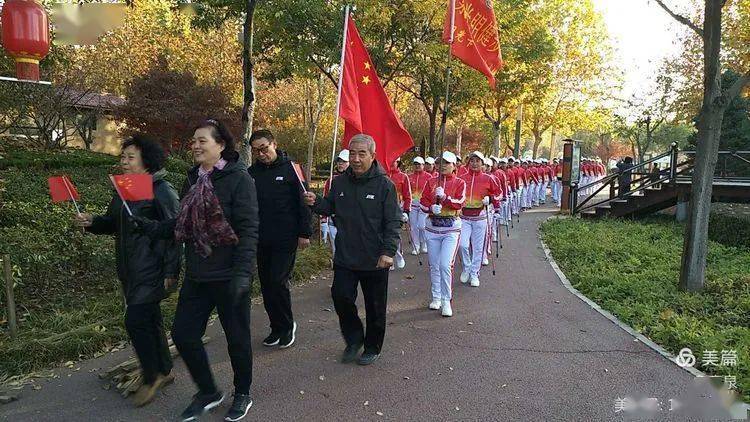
left=341, top=342, right=363, bottom=363
left=262, top=332, right=280, bottom=347
left=278, top=322, right=297, bottom=349
left=357, top=352, right=380, bottom=366
left=179, top=390, right=225, bottom=422
left=224, top=393, right=253, bottom=422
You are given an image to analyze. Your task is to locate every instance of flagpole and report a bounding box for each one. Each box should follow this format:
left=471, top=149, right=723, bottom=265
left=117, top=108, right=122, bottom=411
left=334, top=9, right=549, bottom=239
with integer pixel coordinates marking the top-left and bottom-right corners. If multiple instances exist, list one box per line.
left=62, top=176, right=81, bottom=215
left=329, top=4, right=351, bottom=183
left=437, top=0, right=456, bottom=186
left=109, top=175, right=134, bottom=217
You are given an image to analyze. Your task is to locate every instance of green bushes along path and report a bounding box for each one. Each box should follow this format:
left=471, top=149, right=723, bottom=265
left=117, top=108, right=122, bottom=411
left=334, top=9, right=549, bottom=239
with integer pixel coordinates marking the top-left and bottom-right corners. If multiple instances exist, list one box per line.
left=541, top=217, right=750, bottom=403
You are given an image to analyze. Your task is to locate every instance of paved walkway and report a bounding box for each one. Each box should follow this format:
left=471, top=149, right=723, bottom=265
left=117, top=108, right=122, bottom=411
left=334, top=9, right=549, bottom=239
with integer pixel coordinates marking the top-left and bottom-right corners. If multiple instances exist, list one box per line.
left=2, top=205, right=708, bottom=421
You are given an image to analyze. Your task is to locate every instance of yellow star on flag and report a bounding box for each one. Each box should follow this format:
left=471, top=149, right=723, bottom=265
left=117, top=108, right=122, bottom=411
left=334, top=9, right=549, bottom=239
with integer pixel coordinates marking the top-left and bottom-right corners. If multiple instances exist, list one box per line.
left=362, top=75, right=371, bottom=85
left=364, top=62, right=371, bottom=70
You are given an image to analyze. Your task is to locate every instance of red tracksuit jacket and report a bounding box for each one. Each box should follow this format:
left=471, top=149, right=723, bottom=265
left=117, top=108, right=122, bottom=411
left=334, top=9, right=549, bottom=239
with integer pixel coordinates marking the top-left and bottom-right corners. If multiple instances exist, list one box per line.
left=388, top=169, right=412, bottom=212
left=408, top=170, right=433, bottom=209
left=420, top=174, right=466, bottom=218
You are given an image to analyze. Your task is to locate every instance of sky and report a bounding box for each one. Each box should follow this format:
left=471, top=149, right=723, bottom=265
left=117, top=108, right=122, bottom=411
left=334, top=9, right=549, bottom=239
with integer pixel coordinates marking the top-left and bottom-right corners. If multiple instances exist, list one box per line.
left=592, top=0, right=696, bottom=100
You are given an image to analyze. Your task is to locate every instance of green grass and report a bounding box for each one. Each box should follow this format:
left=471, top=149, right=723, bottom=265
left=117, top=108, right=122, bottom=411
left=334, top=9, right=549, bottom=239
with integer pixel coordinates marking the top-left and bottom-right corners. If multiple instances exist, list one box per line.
left=541, top=216, right=750, bottom=403
left=0, top=147, right=331, bottom=380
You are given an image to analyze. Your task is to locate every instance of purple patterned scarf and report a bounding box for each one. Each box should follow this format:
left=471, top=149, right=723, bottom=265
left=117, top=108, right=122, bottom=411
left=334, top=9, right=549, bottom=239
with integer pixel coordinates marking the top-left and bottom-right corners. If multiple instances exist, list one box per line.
left=175, top=159, right=239, bottom=257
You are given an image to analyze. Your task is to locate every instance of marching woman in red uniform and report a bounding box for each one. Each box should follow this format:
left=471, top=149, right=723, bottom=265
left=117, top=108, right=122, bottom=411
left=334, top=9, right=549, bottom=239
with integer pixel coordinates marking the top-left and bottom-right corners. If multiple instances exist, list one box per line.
left=420, top=151, right=466, bottom=317
left=552, top=158, right=563, bottom=205
left=408, top=157, right=433, bottom=255
left=388, top=158, right=412, bottom=270
left=321, top=150, right=349, bottom=254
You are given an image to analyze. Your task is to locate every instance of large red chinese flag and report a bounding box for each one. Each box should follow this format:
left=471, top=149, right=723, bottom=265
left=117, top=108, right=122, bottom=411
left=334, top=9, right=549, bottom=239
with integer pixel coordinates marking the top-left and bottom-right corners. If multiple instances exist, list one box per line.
left=443, top=0, right=503, bottom=89
left=339, top=18, right=414, bottom=172
left=48, top=176, right=80, bottom=203
left=111, top=174, right=153, bottom=201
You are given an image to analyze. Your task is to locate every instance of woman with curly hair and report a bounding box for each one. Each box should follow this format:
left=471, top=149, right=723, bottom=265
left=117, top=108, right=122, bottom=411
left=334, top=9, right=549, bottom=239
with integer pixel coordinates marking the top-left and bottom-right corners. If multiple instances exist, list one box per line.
left=74, top=134, right=182, bottom=407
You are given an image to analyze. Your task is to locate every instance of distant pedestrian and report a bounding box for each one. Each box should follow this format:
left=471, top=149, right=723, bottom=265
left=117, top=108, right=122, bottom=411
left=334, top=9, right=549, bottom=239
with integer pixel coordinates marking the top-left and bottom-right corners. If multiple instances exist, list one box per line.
left=617, top=157, right=634, bottom=197
left=303, top=134, right=401, bottom=366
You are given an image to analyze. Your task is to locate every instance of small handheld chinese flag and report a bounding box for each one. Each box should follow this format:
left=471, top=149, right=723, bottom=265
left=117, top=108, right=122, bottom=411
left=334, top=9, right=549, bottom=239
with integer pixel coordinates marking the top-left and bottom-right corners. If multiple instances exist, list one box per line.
left=110, top=174, right=153, bottom=201
left=291, top=162, right=307, bottom=193
left=48, top=176, right=80, bottom=203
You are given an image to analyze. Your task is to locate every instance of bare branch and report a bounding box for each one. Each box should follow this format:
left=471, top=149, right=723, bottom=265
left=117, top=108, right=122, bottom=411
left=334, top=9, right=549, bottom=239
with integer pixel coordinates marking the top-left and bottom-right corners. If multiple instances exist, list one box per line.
left=653, top=0, right=704, bottom=38
left=309, top=56, right=337, bottom=87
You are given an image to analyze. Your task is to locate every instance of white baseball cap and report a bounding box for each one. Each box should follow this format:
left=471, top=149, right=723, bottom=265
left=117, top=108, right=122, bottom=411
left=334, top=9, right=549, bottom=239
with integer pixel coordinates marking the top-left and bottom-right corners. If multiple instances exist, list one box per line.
left=499, top=158, right=508, bottom=164
left=467, top=150, right=486, bottom=161
left=440, top=151, right=458, bottom=164
left=337, top=150, right=350, bottom=162
left=483, top=158, right=493, bottom=167
left=425, top=157, right=436, bottom=164
left=413, top=156, right=425, bottom=164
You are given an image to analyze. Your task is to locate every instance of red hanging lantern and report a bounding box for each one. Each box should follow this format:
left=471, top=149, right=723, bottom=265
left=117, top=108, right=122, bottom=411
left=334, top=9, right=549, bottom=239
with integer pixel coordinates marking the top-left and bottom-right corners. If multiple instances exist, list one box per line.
left=1, top=0, right=50, bottom=81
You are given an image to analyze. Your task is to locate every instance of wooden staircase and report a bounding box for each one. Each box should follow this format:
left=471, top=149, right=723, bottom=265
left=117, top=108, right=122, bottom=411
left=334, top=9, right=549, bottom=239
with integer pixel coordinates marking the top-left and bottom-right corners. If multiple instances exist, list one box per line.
left=580, top=184, right=680, bottom=219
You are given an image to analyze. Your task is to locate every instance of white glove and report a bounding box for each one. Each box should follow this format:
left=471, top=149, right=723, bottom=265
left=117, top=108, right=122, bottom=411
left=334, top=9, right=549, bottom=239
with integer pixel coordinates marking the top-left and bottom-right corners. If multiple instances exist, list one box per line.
left=435, top=186, right=446, bottom=200
left=401, top=212, right=409, bottom=223
left=431, top=204, right=442, bottom=215
left=482, top=196, right=490, bottom=206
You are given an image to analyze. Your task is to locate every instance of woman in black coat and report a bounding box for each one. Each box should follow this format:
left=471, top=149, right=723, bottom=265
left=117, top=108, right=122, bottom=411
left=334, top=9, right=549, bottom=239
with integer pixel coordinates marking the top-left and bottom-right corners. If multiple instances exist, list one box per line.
left=75, top=135, right=181, bottom=407
left=137, top=119, right=259, bottom=422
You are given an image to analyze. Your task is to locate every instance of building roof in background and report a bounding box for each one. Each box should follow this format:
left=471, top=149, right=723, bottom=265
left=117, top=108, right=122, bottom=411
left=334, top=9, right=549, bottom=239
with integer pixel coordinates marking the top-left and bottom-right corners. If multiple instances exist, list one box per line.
left=58, top=89, right=125, bottom=111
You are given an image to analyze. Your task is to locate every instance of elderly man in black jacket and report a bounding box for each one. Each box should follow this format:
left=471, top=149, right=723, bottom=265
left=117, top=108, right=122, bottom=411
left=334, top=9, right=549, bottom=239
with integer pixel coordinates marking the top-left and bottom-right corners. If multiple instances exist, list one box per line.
left=249, top=129, right=312, bottom=349
left=303, top=133, right=401, bottom=366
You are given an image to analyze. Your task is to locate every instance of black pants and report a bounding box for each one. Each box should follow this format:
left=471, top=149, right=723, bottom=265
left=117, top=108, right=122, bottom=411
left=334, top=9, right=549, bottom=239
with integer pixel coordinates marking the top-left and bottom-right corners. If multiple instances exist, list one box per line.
left=331, top=266, right=389, bottom=354
left=125, top=302, right=172, bottom=385
left=172, top=280, right=252, bottom=395
left=257, top=248, right=296, bottom=334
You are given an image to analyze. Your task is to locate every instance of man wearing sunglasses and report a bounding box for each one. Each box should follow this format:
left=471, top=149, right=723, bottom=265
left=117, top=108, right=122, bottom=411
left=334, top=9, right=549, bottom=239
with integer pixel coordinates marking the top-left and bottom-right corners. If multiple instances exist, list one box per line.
left=248, top=129, right=312, bottom=350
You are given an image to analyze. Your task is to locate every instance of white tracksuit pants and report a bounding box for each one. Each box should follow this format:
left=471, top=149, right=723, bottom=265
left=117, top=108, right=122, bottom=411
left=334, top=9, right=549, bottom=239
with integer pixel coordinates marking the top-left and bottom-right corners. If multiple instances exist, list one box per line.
left=459, top=216, right=488, bottom=279
left=321, top=220, right=330, bottom=244
left=529, top=183, right=539, bottom=207
left=540, top=181, right=548, bottom=204
left=426, top=224, right=461, bottom=302
left=408, top=207, right=427, bottom=253
left=511, top=191, right=520, bottom=215
left=551, top=180, right=561, bottom=204
left=329, top=223, right=338, bottom=255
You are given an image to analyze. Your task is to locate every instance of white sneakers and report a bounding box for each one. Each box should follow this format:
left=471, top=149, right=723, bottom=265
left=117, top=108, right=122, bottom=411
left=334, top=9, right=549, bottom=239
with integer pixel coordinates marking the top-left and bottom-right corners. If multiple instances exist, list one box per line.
left=482, top=257, right=489, bottom=266
left=460, top=271, right=470, bottom=284
left=441, top=300, right=453, bottom=317
left=420, top=243, right=428, bottom=254
left=428, top=299, right=441, bottom=310
left=411, top=248, right=419, bottom=256
left=396, top=255, right=406, bottom=269
left=470, top=275, right=480, bottom=287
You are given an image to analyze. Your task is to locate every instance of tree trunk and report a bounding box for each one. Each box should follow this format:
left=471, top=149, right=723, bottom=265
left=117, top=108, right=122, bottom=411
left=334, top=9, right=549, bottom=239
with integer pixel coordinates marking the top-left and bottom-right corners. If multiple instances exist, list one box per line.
left=456, top=124, right=463, bottom=156
left=493, top=122, right=501, bottom=157
left=679, top=0, right=724, bottom=292
left=305, top=74, right=325, bottom=181
left=239, top=0, right=257, bottom=168
left=428, top=105, right=438, bottom=157
left=549, top=128, right=556, bottom=160
left=532, top=129, right=543, bottom=159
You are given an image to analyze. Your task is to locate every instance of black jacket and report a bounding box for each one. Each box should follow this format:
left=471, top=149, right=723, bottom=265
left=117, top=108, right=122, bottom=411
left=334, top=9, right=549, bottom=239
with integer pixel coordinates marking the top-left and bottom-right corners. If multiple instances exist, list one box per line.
left=176, top=160, right=260, bottom=289
left=248, top=151, right=312, bottom=250
left=312, top=161, right=401, bottom=271
left=88, top=170, right=182, bottom=305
